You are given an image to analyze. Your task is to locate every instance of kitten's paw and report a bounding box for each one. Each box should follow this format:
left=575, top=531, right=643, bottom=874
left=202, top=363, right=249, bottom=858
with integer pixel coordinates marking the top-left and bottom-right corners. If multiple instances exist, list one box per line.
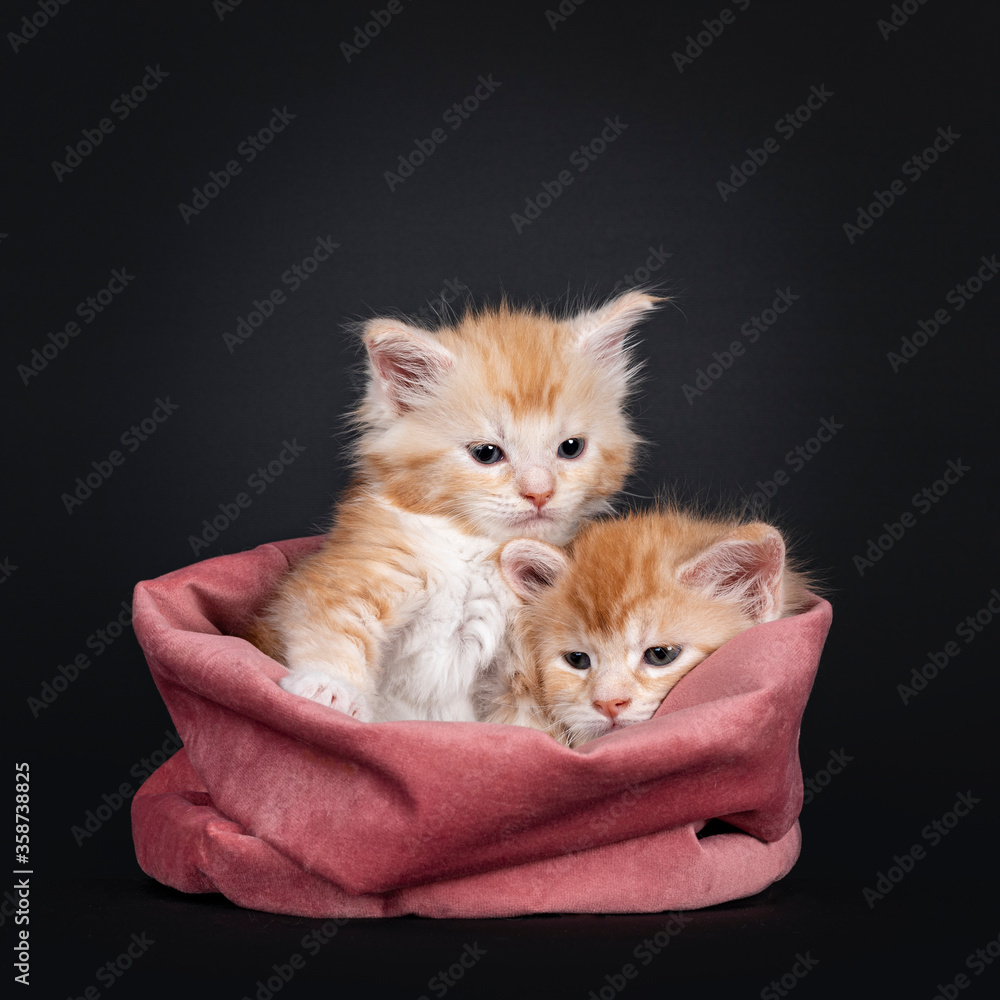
left=279, top=670, right=370, bottom=720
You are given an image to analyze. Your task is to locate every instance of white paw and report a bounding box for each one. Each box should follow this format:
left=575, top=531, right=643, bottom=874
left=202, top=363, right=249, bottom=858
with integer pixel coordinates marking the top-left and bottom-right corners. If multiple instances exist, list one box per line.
left=279, top=669, right=370, bottom=720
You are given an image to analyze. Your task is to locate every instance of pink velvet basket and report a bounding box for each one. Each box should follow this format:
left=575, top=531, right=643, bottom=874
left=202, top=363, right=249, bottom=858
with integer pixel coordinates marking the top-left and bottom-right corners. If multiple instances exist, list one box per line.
left=130, top=537, right=831, bottom=918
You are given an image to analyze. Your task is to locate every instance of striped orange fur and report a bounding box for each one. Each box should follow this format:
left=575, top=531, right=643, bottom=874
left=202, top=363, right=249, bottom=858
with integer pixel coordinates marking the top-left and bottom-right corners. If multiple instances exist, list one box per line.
left=491, top=506, right=816, bottom=746
left=246, top=291, right=663, bottom=721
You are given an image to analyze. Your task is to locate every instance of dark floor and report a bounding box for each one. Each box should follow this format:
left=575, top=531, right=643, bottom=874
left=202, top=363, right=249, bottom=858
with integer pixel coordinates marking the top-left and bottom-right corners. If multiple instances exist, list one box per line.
left=35, top=872, right=997, bottom=998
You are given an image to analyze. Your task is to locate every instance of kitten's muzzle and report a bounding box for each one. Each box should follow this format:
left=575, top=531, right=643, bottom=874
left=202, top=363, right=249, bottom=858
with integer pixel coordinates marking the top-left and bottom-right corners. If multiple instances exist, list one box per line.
left=593, top=698, right=631, bottom=720
left=517, top=467, right=555, bottom=509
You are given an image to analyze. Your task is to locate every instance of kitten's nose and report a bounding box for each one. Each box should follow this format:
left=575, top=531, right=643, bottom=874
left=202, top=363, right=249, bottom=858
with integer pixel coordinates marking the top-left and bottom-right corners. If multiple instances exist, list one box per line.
left=523, top=488, right=553, bottom=510
left=518, top=468, right=554, bottom=509
left=593, top=698, right=631, bottom=720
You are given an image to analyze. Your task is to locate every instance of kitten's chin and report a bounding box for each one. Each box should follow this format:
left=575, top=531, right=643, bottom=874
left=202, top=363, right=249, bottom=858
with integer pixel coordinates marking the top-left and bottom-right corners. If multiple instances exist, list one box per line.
left=493, top=509, right=578, bottom=546
left=565, top=713, right=649, bottom=747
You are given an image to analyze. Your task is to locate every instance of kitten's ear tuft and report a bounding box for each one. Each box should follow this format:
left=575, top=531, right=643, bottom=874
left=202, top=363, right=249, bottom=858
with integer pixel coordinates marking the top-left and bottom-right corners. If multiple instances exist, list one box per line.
left=500, top=539, right=569, bottom=602
left=571, top=290, right=662, bottom=374
left=677, top=523, right=786, bottom=623
left=363, top=320, right=455, bottom=413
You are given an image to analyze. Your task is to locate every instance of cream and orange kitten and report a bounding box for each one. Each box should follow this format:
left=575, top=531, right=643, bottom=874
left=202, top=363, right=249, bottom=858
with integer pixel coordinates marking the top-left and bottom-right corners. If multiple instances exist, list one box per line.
left=485, top=508, right=814, bottom=747
left=247, top=292, right=661, bottom=722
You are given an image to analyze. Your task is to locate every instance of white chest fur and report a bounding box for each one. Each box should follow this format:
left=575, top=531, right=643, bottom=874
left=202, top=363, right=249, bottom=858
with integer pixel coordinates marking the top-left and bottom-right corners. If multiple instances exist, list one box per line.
left=375, top=511, right=514, bottom=723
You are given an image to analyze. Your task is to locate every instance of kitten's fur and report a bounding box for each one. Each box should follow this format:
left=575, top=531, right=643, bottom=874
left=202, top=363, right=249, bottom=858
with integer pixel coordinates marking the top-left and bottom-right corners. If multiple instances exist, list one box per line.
left=246, top=292, right=661, bottom=722
left=485, top=507, right=814, bottom=747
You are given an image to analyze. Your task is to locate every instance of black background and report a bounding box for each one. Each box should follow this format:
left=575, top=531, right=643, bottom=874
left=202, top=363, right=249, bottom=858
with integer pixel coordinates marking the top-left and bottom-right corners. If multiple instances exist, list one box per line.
left=6, top=0, right=998, bottom=996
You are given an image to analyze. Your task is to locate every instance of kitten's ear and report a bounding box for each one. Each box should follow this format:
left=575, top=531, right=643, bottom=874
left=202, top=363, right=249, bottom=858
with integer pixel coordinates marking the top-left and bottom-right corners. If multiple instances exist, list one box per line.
left=363, top=319, right=455, bottom=413
left=677, top=523, right=786, bottom=623
left=570, top=290, right=662, bottom=383
left=500, top=539, right=569, bottom=603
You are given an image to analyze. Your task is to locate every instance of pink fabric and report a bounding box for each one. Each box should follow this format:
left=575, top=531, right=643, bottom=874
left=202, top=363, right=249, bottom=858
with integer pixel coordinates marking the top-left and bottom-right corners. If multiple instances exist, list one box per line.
left=131, top=537, right=831, bottom=917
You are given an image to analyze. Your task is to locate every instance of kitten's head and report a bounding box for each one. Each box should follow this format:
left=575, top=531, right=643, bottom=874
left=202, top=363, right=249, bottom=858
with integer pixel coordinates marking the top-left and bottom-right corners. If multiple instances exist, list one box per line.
left=353, top=291, right=660, bottom=545
left=500, top=509, right=811, bottom=747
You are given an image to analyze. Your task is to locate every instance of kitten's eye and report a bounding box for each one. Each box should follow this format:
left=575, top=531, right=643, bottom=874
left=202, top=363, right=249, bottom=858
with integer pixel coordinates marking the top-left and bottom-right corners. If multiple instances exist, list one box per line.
left=644, top=646, right=681, bottom=666
left=557, top=437, right=585, bottom=459
left=469, top=443, right=504, bottom=465
left=564, top=651, right=591, bottom=670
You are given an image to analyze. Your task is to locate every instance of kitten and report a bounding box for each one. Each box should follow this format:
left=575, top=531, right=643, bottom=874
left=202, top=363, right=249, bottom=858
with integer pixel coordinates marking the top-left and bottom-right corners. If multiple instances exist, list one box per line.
left=247, top=291, right=661, bottom=722
left=486, top=507, right=814, bottom=747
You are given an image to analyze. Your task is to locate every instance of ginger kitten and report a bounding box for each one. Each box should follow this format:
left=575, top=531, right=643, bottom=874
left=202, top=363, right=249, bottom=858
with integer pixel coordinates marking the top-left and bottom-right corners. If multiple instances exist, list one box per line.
left=247, top=292, right=661, bottom=722
left=487, top=507, right=814, bottom=747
